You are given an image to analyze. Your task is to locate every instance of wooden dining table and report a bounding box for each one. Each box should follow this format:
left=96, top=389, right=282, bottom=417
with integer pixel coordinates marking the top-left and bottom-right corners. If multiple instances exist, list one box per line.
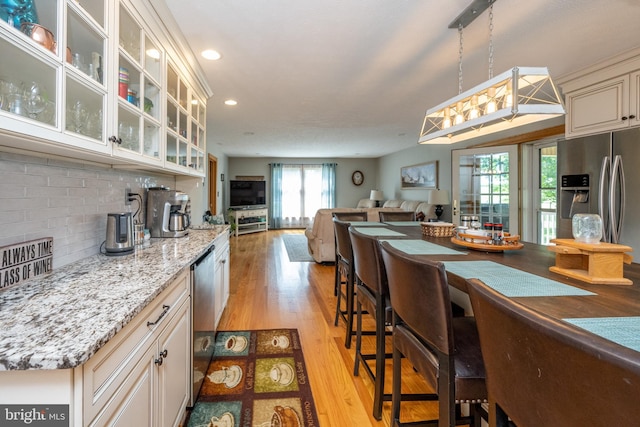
left=352, top=222, right=640, bottom=353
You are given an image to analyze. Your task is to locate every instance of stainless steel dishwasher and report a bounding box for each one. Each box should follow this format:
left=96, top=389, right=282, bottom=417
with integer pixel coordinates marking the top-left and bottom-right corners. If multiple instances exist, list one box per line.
left=190, top=244, right=216, bottom=406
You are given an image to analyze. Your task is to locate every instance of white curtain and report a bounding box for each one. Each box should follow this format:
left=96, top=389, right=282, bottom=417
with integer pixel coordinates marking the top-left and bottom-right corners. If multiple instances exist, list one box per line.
left=270, top=163, right=336, bottom=229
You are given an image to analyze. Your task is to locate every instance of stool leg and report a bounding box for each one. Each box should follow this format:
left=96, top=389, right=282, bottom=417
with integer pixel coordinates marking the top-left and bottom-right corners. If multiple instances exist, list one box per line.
left=372, top=297, right=385, bottom=420
left=344, top=270, right=354, bottom=348
left=353, top=296, right=363, bottom=376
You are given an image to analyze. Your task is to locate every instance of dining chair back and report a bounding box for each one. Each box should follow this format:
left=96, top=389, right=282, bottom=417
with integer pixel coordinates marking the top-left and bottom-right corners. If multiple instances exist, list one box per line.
left=466, top=277, right=640, bottom=427
left=348, top=226, right=392, bottom=420
left=333, top=212, right=368, bottom=222
left=332, top=217, right=363, bottom=348
left=380, top=241, right=487, bottom=427
left=378, top=211, right=416, bottom=222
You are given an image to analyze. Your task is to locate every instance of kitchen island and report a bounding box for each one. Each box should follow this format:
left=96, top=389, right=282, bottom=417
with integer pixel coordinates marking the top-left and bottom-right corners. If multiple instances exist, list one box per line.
left=0, top=225, right=229, bottom=426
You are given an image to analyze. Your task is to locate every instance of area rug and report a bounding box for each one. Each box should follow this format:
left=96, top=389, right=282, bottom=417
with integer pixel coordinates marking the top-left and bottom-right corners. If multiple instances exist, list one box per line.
left=187, top=328, right=320, bottom=427
left=282, top=234, right=315, bottom=262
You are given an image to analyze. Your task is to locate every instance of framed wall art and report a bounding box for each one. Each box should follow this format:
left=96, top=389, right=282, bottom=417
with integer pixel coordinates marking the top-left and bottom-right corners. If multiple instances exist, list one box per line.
left=400, top=161, right=438, bottom=189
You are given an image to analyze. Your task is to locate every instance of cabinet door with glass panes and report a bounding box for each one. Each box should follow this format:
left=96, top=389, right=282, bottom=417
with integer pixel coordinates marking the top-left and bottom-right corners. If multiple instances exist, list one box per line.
left=112, top=2, right=162, bottom=166
left=190, top=91, right=205, bottom=174
left=165, top=61, right=189, bottom=172
left=0, top=0, right=109, bottom=153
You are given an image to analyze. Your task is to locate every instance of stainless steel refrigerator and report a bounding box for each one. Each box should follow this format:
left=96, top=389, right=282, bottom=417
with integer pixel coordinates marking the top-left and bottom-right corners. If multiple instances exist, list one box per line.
left=557, top=127, right=640, bottom=256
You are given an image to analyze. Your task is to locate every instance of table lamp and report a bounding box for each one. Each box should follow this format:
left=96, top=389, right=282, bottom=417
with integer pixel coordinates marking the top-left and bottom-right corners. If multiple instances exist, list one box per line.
left=428, top=189, right=450, bottom=221
left=370, top=190, right=384, bottom=207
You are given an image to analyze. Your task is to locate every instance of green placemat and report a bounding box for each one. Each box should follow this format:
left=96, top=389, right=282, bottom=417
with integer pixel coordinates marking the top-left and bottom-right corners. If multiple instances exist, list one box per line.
left=443, top=260, right=596, bottom=297
left=383, top=221, right=422, bottom=227
left=348, top=221, right=384, bottom=227
left=563, top=317, right=640, bottom=352
left=382, top=239, right=466, bottom=255
left=353, top=227, right=407, bottom=237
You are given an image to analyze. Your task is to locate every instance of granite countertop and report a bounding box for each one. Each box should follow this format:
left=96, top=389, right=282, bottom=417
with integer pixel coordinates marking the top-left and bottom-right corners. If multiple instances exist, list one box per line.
left=0, top=225, right=229, bottom=371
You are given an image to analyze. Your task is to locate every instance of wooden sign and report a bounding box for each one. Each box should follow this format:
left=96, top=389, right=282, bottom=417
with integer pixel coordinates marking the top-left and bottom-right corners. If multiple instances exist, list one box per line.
left=0, top=238, right=53, bottom=290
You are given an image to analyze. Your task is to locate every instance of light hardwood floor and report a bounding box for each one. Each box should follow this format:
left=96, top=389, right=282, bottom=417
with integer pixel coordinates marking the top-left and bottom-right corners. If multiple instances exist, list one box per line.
left=217, top=229, right=443, bottom=427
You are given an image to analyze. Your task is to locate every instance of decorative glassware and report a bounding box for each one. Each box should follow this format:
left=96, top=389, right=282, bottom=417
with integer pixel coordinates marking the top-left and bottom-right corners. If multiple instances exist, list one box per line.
left=572, top=213, right=603, bottom=244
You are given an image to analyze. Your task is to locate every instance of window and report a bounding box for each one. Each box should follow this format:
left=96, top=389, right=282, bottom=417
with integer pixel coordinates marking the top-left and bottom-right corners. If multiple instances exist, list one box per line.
left=270, top=163, right=335, bottom=229
left=536, top=143, right=557, bottom=244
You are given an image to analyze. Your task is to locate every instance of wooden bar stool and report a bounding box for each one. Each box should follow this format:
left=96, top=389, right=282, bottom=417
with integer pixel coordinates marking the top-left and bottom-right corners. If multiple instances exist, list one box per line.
left=380, top=241, right=487, bottom=427
left=332, top=213, right=366, bottom=348
left=467, top=277, right=640, bottom=427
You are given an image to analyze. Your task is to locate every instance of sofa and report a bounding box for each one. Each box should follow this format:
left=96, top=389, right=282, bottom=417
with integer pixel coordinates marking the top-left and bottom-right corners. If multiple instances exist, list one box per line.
left=304, top=200, right=434, bottom=263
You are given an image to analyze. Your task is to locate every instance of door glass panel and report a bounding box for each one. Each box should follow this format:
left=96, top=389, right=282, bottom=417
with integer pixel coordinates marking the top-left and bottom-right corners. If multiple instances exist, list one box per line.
left=66, top=78, right=103, bottom=140
left=143, top=119, right=159, bottom=158
left=166, top=134, right=177, bottom=164
left=67, top=9, right=105, bottom=84
left=119, top=6, right=140, bottom=61
left=74, top=0, right=105, bottom=29
left=538, top=145, right=557, bottom=244
left=178, top=110, right=187, bottom=138
left=179, top=79, right=187, bottom=109
left=167, top=101, right=178, bottom=132
left=119, top=55, right=140, bottom=105
left=144, top=36, right=161, bottom=82
left=178, top=140, right=188, bottom=167
left=191, top=120, right=198, bottom=146
left=167, top=64, right=178, bottom=100
left=143, top=78, right=159, bottom=120
left=118, top=108, right=140, bottom=151
left=190, top=147, right=197, bottom=169
left=0, top=39, right=57, bottom=125
left=452, top=145, right=518, bottom=234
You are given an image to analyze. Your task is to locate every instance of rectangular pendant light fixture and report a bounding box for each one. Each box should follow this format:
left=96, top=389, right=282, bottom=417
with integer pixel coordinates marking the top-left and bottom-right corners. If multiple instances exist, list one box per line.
left=418, top=66, right=565, bottom=145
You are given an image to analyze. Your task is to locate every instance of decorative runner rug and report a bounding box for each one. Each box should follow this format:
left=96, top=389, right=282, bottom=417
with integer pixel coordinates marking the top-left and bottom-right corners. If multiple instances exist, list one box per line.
left=186, top=328, right=320, bottom=427
left=282, top=234, right=315, bottom=262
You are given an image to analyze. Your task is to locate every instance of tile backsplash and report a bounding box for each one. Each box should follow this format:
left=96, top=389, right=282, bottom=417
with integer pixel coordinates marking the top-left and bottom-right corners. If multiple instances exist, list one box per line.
left=0, top=151, right=175, bottom=268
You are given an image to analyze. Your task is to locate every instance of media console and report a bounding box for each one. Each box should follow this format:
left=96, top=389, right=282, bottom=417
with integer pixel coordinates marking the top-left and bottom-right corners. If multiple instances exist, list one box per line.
left=228, top=207, right=268, bottom=237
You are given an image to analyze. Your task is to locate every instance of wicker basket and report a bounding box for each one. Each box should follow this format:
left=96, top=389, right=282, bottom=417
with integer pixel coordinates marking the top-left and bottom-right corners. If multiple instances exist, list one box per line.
left=420, top=222, right=455, bottom=237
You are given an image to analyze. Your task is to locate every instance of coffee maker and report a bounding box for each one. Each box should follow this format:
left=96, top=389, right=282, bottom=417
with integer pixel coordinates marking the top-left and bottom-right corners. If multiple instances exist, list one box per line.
left=146, top=187, right=190, bottom=238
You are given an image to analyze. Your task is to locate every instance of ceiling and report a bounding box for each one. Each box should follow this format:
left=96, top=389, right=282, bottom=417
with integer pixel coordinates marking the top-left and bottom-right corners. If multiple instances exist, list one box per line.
left=161, top=0, right=640, bottom=158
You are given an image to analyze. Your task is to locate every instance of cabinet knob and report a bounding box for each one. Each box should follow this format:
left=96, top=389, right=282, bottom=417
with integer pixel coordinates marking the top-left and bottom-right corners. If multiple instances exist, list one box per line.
left=622, top=116, right=628, bottom=121
left=154, top=356, right=164, bottom=366
left=109, top=135, right=122, bottom=144
left=160, top=349, right=168, bottom=358
left=630, top=115, right=636, bottom=119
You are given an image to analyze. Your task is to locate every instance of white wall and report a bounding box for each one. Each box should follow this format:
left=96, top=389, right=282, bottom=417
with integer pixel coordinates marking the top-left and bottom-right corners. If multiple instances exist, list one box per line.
left=227, top=157, right=378, bottom=209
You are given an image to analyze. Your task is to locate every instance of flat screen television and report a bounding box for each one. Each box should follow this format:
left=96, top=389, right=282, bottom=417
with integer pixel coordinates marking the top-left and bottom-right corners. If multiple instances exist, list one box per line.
left=229, top=180, right=267, bottom=209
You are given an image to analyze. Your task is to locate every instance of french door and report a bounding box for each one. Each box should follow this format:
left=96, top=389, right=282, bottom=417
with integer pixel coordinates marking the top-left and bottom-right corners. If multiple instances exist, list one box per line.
left=452, top=145, right=519, bottom=234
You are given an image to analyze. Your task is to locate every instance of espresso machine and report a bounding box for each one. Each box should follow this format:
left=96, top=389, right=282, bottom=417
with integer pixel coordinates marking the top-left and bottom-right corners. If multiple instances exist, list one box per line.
left=146, top=187, right=191, bottom=238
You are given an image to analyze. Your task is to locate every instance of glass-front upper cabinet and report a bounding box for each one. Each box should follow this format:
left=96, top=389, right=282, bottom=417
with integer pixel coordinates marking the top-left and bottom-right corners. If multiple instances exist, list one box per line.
left=114, top=3, right=161, bottom=164
left=0, top=0, right=108, bottom=151
left=190, top=92, right=205, bottom=173
left=165, top=61, right=189, bottom=170
left=65, top=1, right=107, bottom=142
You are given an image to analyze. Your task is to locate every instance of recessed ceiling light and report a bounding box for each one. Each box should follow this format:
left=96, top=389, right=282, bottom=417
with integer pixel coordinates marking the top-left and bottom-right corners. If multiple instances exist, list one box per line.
left=224, top=99, right=238, bottom=106
left=201, top=49, right=221, bottom=60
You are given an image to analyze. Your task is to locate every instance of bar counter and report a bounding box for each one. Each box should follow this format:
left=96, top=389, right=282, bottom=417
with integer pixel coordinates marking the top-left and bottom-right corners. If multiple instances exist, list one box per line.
left=358, top=223, right=640, bottom=332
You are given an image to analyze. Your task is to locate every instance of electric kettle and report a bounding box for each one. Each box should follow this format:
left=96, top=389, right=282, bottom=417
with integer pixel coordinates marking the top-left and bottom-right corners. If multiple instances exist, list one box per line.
left=105, top=212, right=134, bottom=255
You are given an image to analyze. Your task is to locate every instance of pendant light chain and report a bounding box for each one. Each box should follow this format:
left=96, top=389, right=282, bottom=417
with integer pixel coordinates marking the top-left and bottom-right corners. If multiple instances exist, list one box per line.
left=458, top=23, right=464, bottom=94
left=488, top=4, right=494, bottom=80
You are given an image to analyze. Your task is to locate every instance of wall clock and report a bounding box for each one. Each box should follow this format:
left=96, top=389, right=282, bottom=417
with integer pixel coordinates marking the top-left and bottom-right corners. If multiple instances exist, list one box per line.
left=352, top=170, right=364, bottom=186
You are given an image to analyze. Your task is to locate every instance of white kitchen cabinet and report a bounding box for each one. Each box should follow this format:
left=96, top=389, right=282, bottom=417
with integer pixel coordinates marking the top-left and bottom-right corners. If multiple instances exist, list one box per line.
left=0, top=0, right=211, bottom=176
left=213, top=231, right=230, bottom=327
left=84, top=269, right=190, bottom=427
left=561, top=50, right=640, bottom=139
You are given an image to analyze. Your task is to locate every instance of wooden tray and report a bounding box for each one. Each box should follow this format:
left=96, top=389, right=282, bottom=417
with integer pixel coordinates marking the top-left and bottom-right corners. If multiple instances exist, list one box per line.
left=451, top=233, right=524, bottom=252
